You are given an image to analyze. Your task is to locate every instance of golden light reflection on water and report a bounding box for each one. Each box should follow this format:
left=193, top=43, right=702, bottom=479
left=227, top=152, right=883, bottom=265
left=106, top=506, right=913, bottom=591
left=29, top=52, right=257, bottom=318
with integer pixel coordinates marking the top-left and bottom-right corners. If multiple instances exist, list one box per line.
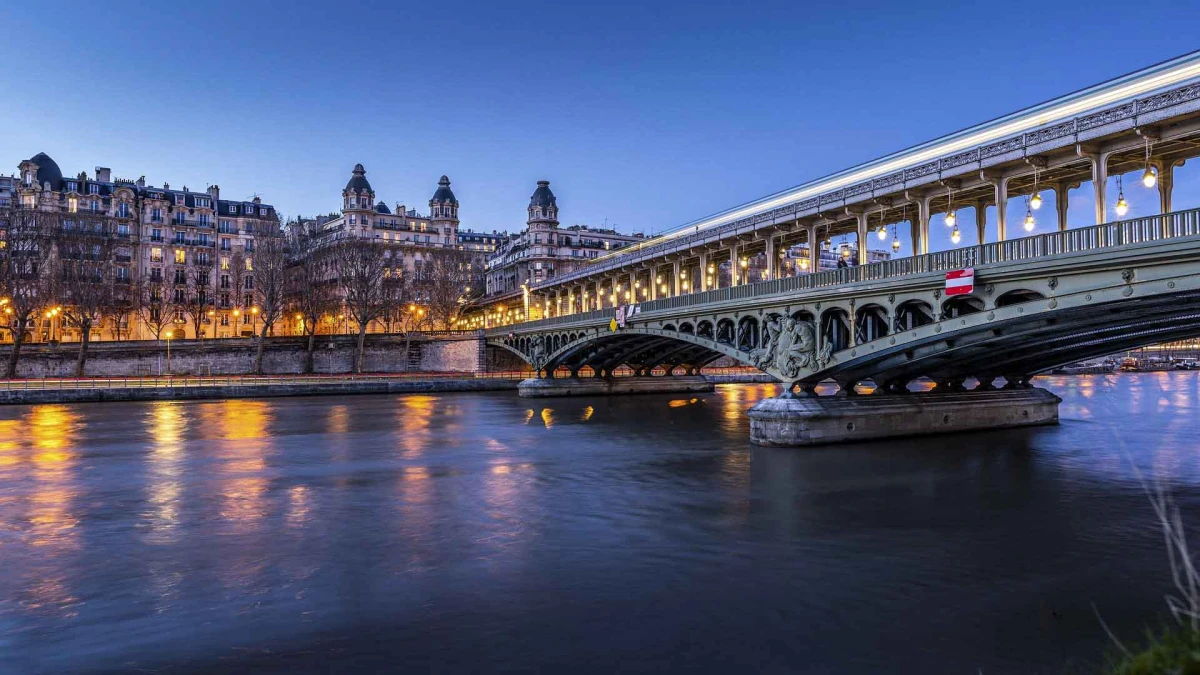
left=328, top=404, right=349, bottom=434
left=286, top=485, right=311, bottom=529
left=215, top=400, right=271, bottom=526
left=523, top=409, right=534, bottom=425
left=145, top=403, right=186, bottom=544
left=540, top=408, right=554, bottom=428
left=19, top=405, right=83, bottom=619
left=399, top=395, right=437, bottom=458
left=580, top=405, right=593, bottom=422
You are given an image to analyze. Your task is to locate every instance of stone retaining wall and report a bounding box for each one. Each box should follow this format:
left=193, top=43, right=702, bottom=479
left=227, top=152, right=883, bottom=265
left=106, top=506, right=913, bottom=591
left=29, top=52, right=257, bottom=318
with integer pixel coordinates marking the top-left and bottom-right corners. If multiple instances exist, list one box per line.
left=0, top=335, right=485, bottom=378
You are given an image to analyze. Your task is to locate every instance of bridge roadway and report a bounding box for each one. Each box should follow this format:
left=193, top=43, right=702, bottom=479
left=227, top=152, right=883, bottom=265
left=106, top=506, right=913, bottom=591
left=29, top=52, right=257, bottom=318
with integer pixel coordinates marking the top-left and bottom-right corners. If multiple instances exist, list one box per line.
left=487, top=208, right=1200, bottom=443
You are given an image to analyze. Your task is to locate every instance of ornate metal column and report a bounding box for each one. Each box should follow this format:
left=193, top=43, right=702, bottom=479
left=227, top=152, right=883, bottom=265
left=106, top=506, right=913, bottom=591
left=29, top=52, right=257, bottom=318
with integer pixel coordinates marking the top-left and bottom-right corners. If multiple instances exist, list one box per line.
left=1054, top=182, right=1071, bottom=232
left=806, top=224, right=819, bottom=273
left=974, top=200, right=988, bottom=244
left=672, top=260, right=682, bottom=296
left=1078, top=147, right=1110, bottom=226
left=699, top=252, right=709, bottom=291
left=1158, top=160, right=1176, bottom=215
left=854, top=210, right=869, bottom=264
left=764, top=236, right=776, bottom=280
left=728, top=245, right=739, bottom=286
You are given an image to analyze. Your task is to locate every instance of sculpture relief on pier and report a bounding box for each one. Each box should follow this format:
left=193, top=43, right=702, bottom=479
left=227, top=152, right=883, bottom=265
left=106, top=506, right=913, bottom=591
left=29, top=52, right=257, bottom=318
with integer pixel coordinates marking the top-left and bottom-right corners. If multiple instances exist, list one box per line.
left=749, top=314, right=831, bottom=379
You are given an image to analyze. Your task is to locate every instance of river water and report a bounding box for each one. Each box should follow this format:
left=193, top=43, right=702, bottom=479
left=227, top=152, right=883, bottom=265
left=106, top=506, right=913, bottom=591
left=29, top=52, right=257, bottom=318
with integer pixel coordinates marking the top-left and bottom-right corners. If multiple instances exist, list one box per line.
left=1, top=374, right=1199, bottom=673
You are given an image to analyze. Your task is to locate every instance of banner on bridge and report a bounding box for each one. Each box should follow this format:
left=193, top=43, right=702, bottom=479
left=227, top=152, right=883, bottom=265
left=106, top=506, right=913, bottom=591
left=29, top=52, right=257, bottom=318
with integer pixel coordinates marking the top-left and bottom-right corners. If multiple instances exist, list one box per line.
left=945, top=268, right=974, bottom=296
left=614, top=304, right=641, bottom=330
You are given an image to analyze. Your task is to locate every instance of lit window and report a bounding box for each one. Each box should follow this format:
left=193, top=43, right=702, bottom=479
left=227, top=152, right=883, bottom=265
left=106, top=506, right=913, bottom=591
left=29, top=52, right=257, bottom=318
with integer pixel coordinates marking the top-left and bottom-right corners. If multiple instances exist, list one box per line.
left=245, top=257, right=253, bottom=271
left=175, top=249, right=186, bottom=264
left=150, top=247, right=163, bottom=263
left=220, top=256, right=229, bottom=270
left=68, top=197, right=78, bottom=213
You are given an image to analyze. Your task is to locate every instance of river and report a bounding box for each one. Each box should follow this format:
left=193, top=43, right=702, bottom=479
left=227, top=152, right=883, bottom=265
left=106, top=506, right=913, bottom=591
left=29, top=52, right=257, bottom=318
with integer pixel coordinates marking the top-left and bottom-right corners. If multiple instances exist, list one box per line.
left=1, top=373, right=1198, bottom=673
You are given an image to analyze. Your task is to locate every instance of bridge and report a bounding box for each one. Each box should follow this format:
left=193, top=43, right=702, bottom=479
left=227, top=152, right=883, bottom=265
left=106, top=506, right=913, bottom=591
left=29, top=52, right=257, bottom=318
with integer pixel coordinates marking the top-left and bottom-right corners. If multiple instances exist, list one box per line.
left=487, top=209, right=1200, bottom=444
left=478, top=53, right=1200, bottom=445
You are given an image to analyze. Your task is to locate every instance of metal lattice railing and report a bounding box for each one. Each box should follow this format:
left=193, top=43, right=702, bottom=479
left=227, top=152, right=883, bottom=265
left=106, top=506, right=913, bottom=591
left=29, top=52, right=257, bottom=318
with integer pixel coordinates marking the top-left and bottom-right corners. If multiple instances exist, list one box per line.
left=492, top=208, right=1200, bottom=334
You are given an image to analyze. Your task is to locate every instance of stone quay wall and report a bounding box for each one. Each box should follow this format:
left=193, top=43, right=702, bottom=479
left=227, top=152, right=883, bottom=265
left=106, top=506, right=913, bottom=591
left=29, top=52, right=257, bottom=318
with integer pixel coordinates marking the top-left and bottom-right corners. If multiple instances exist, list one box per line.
left=0, top=334, right=488, bottom=378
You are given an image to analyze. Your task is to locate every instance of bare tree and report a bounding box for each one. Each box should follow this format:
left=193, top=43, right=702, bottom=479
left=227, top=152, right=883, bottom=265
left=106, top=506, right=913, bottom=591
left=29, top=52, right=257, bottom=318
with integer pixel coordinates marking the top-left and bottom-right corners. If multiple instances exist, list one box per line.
left=334, top=239, right=389, bottom=373
left=285, top=223, right=338, bottom=373
left=0, top=207, right=55, bottom=378
left=181, top=263, right=215, bottom=339
left=417, top=248, right=484, bottom=329
left=56, top=213, right=119, bottom=375
left=135, top=258, right=179, bottom=340
left=250, top=231, right=288, bottom=374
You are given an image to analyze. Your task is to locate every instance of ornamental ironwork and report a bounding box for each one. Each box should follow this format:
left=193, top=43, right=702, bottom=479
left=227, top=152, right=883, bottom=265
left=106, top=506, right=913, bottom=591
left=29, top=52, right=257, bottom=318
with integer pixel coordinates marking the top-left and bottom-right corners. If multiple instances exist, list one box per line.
left=979, top=136, right=1025, bottom=159
left=1137, top=83, right=1200, bottom=114
left=1077, top=102, right=1136, bottom=131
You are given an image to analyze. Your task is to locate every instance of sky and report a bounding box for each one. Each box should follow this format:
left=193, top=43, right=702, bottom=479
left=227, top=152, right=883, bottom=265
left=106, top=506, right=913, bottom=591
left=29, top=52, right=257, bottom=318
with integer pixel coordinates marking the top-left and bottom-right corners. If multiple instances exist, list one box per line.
left=1, top=1, right=1197, bottom=254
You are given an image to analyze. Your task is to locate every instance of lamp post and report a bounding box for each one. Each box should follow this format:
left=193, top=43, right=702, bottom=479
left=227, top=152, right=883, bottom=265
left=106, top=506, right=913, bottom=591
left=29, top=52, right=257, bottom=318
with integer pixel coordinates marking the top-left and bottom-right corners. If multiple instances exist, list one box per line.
left=251, top=306, right=260, bottom=336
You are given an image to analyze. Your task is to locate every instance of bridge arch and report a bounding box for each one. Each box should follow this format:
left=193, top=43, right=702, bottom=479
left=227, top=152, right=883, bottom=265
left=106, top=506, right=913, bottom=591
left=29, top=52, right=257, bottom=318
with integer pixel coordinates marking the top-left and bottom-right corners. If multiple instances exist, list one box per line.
left=737, top=316, right=759, bottom=350
left=697, top=320, right=714, bottom=339
left=895, top=300, right=935, bottom=331
left=942, top=295, right=984, bottom=318
left=995, top=289, right=1046, bottom=307
left=855, top=303, right=889, bottom=343
left=716, top=318, right=735, bottom=345
left=820, top=307, right=851, bottom=353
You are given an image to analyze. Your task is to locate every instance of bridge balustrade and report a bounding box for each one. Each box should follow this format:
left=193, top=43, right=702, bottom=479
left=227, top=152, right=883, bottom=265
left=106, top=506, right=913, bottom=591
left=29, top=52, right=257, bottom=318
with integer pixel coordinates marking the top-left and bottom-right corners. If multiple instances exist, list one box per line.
left=494, top=208, right=1200, bottom=334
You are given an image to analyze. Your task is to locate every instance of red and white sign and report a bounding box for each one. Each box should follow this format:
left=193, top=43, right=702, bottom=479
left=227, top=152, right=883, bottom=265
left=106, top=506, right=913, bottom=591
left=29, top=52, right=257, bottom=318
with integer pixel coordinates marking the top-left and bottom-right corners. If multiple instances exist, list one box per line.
left=945, top=268, right=975, bottom=296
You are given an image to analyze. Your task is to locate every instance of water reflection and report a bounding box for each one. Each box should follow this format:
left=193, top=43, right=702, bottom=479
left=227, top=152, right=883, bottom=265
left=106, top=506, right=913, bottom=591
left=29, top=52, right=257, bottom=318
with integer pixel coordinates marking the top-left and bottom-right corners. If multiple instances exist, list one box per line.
left=6, top=374, right=1200, bottom=674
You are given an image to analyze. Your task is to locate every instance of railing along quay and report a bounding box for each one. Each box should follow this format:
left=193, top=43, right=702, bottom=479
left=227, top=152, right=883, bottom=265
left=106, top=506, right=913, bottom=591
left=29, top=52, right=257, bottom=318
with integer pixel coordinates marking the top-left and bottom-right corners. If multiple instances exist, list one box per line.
left=493, top=208, right=1200, bottom=334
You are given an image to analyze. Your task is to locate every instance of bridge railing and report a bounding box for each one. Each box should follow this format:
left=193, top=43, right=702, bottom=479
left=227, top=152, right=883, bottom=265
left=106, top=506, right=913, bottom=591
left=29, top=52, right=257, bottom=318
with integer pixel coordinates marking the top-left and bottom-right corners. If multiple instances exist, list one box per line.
left=493, top=207, right=1200, bottom=334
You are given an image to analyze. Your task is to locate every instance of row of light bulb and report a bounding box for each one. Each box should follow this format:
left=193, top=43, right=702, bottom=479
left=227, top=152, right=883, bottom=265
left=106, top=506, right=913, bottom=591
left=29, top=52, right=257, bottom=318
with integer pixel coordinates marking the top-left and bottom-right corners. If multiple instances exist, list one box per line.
left=938, top=165, right=1158, bottom=243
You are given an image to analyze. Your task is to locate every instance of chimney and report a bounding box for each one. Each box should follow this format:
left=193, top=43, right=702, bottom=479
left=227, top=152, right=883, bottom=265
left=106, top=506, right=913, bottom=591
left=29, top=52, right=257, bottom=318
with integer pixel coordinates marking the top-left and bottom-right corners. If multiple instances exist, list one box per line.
left=208, top=184, right=220, bottom=201
left=95, top=167, right=111, bottom=182
left=182, top=185, right=188, bottom=193
left=136, top=176, right=145, bottom=188
left=163, top=182, right=169, bottom=189
left=252, top=195, right=261, bottom=205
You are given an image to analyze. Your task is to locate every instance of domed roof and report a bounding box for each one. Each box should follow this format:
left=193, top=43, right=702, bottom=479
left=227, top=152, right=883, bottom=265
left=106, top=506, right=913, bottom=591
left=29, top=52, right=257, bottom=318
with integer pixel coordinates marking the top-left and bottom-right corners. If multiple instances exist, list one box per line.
left=430, top=175, right=458, bottom=205
left=345, top=163, right=373, bottom=194
left=26, top=152, right=64, bottom=191
left=375, top=201, right=391, bottom=214
left=529, top=180, right=556, bottom=208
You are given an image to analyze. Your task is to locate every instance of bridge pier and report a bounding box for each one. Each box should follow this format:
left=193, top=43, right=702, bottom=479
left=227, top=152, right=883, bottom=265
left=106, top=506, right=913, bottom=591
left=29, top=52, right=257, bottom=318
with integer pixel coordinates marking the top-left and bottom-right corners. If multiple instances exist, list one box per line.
left=748, top=387, right=1061, bottom=447
left=518, top=375, right=714, bottom=398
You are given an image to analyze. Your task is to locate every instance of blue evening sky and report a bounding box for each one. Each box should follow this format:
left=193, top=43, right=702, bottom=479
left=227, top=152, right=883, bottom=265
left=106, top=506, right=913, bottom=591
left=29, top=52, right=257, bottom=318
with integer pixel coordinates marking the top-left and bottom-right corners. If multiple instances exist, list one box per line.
left=0, top=1, right=1196, bottom=255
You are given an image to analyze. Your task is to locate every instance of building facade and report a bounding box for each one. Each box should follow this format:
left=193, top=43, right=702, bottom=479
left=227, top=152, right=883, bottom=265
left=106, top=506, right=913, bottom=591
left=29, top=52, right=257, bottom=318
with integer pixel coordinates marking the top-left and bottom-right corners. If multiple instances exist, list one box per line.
left=485, top=180, right=644, bottom=295
left=8, top=152, right=279, bottom=340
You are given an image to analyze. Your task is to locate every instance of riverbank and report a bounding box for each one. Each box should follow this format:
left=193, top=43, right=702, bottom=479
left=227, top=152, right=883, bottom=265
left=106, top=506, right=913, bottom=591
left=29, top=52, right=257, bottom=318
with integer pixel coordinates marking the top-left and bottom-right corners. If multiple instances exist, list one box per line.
left=0, top=370, right=776, bottom=404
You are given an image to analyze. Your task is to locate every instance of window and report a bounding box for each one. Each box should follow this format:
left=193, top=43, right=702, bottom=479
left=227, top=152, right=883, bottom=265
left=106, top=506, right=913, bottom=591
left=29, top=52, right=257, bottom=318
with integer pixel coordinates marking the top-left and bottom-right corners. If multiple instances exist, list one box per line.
left=117, top=223, right=130, bottom=236
left=174, top=249, right=186, bottom=264
left=220, top=313, right=229, bottom=326
left=174, top=289, right=186, bottom=303
left=174, top=231, right=186, bottom=244
left=66, top=181, right=78, bottom=192
left=244, top=257, right=253, bottom=271
left=151, top=228, right=162, bottom=242
left=68, top=197, right=78, bottom=213
left=198, top=214, right=210, bottom=227
left=220, top=256, right=229, bottom=270
left=244, top=276, right=254, bottom=289
left=21, top=195, right=34, bottom=208
left=88, top=184, right=100, bottom=195
left=90, top=200, right=100, bottom=212
left=23, top=171, right=32, bottom=186
left=196, top=198, right=209, bottom=208
left=150, top=268, right=162, bottom=282
left=230, top=205, right=238, bottom=215
left=117, top=202, right=130, bottom=218
left=220, top=238, right=230, bottom=251
left=175, top=194, right=185, bottom=205
left=151, top=208, right=163, bottom=223
left=150, top=247, right=163, bottom=263
left=174, top=269, right=187, bottom=283
left=220, top=274, right=230, bottom=289
left=244, top=240, right=254, bottom=252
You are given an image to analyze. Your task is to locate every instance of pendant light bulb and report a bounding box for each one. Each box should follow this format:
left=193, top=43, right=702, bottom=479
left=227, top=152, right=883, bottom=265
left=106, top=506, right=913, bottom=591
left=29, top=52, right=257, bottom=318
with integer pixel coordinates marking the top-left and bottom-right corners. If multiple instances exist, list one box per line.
left=950, top=226, right=961, bottom=245
left=1023, top=210, right=1035, bottom=232
left=945, top=210, right=956, bottom=227
left=1030, top=192, right=1043, bottom=210
left=1115, top=192, right=1129, bottom=217
left=1143, top=166, right=1157, bottom=188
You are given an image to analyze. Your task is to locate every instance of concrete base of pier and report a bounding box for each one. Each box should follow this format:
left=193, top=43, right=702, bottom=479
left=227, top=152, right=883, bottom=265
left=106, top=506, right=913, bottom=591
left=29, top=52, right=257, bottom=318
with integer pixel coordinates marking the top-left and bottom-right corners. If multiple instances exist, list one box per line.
left=747, top=387, right=1061, bottom=447
left=518, top=375, right=714, bottom=398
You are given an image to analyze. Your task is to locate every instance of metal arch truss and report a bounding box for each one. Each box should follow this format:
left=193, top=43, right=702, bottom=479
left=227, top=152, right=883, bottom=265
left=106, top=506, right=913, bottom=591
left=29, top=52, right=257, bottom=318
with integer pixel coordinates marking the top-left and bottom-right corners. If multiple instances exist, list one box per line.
left=490, top=225, right=1200, bottom=393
